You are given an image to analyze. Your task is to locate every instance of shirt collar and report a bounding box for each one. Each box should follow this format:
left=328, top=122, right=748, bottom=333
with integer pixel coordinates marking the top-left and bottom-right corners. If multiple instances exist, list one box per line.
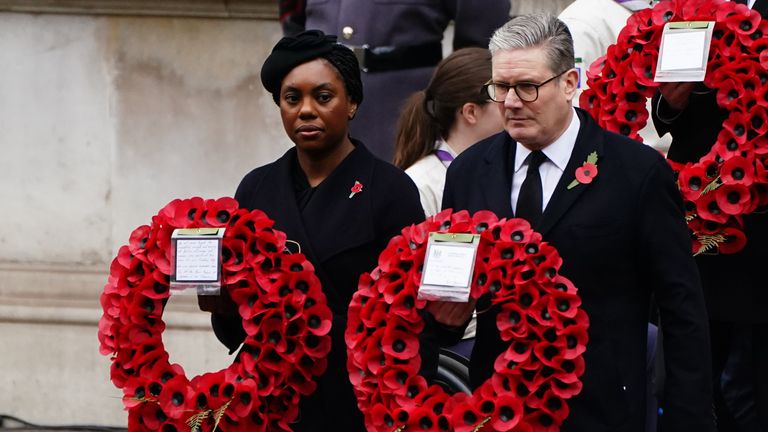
left=514, top=108, right=581, bottom=173
left=616, top=0, right=653, bottom=12
left=436, top=138, right=458, bottom=158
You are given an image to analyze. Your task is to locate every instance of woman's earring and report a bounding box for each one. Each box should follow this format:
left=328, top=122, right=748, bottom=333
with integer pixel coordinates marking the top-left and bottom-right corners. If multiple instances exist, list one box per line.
left=349, top=108, right=357, bottom=120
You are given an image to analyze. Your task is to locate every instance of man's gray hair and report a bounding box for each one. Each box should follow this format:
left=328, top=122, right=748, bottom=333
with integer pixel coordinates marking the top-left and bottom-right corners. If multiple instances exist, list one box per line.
left=489, top=13, right=575, bottom=75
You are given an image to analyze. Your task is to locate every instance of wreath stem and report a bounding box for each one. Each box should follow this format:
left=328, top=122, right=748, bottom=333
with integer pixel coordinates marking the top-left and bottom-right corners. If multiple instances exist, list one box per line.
left=472, top=416, right=492, bottom=431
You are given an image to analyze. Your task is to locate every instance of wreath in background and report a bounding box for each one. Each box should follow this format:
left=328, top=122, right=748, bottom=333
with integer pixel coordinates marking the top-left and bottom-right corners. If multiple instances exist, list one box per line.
left=98, top=197, right=332, bottom=431
left=581, top=0, right=768, bottom=255
left=346, top=210, right=589, bottom=432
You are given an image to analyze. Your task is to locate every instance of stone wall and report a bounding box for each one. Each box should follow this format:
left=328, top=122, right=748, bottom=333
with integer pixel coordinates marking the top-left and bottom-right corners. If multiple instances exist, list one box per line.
left=0, top=10, right=287, bottom=427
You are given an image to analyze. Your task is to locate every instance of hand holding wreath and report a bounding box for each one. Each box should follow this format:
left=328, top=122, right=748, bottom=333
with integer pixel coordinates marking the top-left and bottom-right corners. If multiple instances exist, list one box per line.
left=346, top=210, right=589, bottom=432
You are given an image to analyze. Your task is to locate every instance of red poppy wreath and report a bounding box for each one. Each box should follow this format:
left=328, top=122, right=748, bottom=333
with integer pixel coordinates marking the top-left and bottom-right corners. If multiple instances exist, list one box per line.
left=98, top=197, right=332, bottom=432
left=581, top=0, right=768, bottom=255
left=346, top=210, right=589, bottom=432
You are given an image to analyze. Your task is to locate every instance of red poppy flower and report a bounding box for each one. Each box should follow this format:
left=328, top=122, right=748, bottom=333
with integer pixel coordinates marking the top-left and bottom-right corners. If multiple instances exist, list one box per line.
left=169, top=196, right=205, bottom=227
left=497, top=302, right=529, bottom=341
left=723, top=4, right=761, bottom=37
left=677, top=164, right=710, bottom=201
left=451, top=400, right=487, bottom=432
left=389, top=287, right=423, bottom=323
left=696, top=193, right=728, bottom=223
left=630, top=52, right=658, bottom=87
left=139, top=403, right=168, bottom=431
left=651, top=1, right=677, bottom=26
left=304, top=303, right=333, bottom=336
left=716, top=183, right=752, bottom=215
left=721, top=155, right=755, bottom=186
left=717, top=79, right=747, bottom=110
left=157, top=376, right=193, bottom=419
left=202, top=197, right=238, bottom=227
left=719, top=225, right=749, bottom=254
left=381, top=326, right=419, bottom=361
left=487, top=393, right=524, bottom=431
left=575, top=163, right=598, bottom=185
left=559, top=322, right=589, bottom=360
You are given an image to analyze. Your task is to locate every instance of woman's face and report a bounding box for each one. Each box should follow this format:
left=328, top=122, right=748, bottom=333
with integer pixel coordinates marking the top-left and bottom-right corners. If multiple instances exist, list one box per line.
left=279, top=58, right=357, bottom=155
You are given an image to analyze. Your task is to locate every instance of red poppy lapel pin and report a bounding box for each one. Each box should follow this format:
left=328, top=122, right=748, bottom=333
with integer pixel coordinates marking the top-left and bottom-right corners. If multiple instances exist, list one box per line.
left=349, top=180, right=363, bottom=198
left=567, top=151, right=599, bottom=190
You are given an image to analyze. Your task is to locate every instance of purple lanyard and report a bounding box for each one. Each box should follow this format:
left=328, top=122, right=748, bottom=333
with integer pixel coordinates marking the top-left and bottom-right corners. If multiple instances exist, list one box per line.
left=435, top=149, right=454, bottom=166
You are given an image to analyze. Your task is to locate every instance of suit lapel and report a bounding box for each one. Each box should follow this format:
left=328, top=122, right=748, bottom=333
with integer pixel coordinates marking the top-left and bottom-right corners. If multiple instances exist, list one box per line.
left=299, top=143, right=376, bottom=263
left=537, top=109, right=605, bottom=236
left=251, top=148, right=320, bottom=263
left=480, top=133, right=515, bottom=218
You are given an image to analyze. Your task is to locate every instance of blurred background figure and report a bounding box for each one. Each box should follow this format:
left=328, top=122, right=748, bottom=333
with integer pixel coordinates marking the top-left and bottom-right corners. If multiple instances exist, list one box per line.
left=393, top=47, right=503, bottom=217
left=277, top=0, right=510, bottom=162
left=559, top=0, right=671, bottom=153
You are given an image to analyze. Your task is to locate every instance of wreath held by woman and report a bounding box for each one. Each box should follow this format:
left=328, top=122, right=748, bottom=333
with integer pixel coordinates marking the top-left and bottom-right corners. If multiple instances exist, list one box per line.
left=98, top=197, right=332, bottom=431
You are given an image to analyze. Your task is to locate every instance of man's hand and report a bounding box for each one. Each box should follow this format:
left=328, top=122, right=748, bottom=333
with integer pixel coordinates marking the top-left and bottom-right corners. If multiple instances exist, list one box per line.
left=426, top=298, right=476, bottom=327
left=658, top=82, right=697, bottom=111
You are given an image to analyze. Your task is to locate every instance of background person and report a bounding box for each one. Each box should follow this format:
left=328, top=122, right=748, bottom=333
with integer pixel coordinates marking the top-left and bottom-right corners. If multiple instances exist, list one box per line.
left=200, top=30, right=429, bottom=431
left=277, top=0, right=511, bottom=162
left=559, top=0, right=672, bottom=153
left=393, top=47, right=504, bottom=217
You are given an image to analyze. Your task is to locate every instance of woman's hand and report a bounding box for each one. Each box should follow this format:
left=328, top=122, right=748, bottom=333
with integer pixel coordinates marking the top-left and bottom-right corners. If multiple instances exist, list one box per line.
left=197, top=288, right=239, bottom=317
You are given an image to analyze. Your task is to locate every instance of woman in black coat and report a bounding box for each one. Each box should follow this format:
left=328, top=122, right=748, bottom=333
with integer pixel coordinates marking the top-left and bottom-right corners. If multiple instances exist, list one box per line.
left=201, top=30, right=429, bottom=431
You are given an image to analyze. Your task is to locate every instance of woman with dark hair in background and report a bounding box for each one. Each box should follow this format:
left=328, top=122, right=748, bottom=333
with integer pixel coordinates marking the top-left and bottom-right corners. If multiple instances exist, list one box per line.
left=394, top=47, right=503, bottom=216
left=200, top=30, right=429, bottom=431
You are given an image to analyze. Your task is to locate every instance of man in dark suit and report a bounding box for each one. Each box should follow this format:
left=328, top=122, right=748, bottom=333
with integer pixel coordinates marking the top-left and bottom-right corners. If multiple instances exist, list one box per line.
left=433, top=14, right=714, bottom=432
left=652, top=1, right=768, bottom=430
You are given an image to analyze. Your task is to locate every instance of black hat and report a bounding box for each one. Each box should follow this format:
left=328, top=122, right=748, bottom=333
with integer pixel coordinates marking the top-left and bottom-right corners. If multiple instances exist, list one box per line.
left=260, top=30, right=338, bottom=96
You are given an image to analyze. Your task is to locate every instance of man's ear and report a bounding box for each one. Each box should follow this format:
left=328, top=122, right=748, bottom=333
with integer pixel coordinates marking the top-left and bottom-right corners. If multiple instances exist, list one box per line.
left=460, top=102, right=479, bottom=125
left=563, top=68, right=580, bottom=101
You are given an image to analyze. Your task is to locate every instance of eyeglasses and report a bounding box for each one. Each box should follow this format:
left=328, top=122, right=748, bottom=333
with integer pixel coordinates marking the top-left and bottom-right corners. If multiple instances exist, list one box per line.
left=483, top=69, right=569, bottom=103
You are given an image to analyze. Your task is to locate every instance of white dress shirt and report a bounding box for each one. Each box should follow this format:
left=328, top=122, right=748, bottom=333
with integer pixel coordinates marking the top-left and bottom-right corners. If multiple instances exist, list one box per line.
left=511, top=108, right=581, bottom=214
left=405, top=139, right=457, bottom=217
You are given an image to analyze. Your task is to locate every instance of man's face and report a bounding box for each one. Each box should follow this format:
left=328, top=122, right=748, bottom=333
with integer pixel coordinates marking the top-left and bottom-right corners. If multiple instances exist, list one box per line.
left=492, top=46, right=578, bottom=150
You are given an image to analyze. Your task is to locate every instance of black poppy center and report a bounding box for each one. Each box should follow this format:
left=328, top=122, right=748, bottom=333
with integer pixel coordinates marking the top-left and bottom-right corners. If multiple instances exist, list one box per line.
left=688, top=176, right=702, bottom=191
left=732, top=168, right=745, bottom=180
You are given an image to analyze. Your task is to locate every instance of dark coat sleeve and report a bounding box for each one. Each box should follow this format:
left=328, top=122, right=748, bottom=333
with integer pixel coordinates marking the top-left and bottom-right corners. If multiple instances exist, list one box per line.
left=651, top=87, right=728, bottom=163
left=278, top=0, right=306, bottom=35
left=635, top=156, right=715, bottom=431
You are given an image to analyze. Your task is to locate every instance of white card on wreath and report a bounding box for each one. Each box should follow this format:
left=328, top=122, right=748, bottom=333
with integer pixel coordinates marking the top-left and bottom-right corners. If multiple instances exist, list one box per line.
left=418, top=232, right=480, bottom=303
left=170, top=227, right=225, bottom=295
left=655, top=21, right=714, bottom=82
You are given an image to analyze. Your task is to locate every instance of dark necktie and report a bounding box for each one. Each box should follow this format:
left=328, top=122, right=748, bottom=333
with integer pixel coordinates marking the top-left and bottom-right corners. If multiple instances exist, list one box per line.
left=516, top=150, right=546, bottom=225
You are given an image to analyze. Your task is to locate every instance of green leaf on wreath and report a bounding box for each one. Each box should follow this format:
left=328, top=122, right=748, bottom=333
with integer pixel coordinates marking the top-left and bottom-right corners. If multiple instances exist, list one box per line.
left=699, top=175, right=722, bottom=197
left=213, top=399, right=232, bottom=432
left=186, top=410, right=210, bottom=432
left=694, top=234, right=726, bottom=256
left=586, top=151, right=598, bottom=165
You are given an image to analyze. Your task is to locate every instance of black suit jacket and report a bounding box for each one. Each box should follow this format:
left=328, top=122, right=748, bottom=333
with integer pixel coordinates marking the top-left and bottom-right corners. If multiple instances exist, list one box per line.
left=443, top=109, right=713, bottom=432
left=651, top=0, right=768, bottom=323
left=213, top=142, right=428, bottom=432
